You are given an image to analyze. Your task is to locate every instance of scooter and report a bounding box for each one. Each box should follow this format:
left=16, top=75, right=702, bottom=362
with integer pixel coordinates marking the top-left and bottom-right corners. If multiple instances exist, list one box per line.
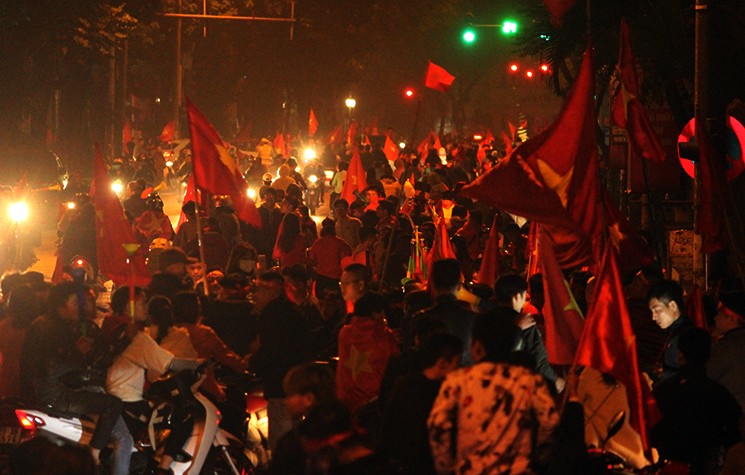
left=0, top=361, right=252, bottom=474
left=304, top=174, right=320, bottom=215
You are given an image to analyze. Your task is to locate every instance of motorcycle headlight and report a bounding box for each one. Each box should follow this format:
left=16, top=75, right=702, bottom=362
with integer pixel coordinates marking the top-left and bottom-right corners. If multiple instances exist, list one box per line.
left=303, top=148, right=317, bottom=162
left=308, top=175, right=318, bottom=184
left=66, top=201, right=76, bottom=210
left=165, top=160, right=174, bottom=168
left=111, top=181, right=124, bottom=195
left=8, top=202, right=29, bottom=223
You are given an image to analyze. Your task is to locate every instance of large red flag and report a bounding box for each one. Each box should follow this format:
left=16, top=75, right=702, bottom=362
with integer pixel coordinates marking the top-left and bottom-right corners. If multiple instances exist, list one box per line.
left=475, top=215, right=501, bottom=287
left=462, top=44, right=602, bottom=270
left=539, top=227, right=585, bottom=365
left=341, top=148, right=367, bottom=203
left=308, top=109, right=319, bottom=137
left=424, top=61, right=455, bottom=92
left=186, top=99, right=261, bottom=228
left=543, top=0, right=579, bottom=27
left=159, top=121, right=175, bottom=143
left=575, top=244, right=656, bottom=449
left=695, top=117, right=728, bottom=253
left=91, top=145, right=150, bottom=286
left=383, top=136, right=399, bottom=164
left=611, top=19, right=665, bottom=163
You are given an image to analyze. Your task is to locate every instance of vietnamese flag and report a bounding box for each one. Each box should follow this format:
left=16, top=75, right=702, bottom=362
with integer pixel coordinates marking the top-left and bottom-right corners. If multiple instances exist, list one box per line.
left=341, top=147, right=367, bottom=203
left=383, top=136, right=399, bottom=164
left=91, top=144, right=151, bottom=286
left=326, top=125, right=343, bottom=146
left=611, top=19, right=665, bottom=163
left=424, top=61, right=455, bottom=92
left=539, top=227, right=585, bottom=365
left=159, top=120, right=176, bottom=143
left=475, top=215, right=501, bottom=287
left=575, top=244, right=656, bottom=449
left=426, top=217, right=457, bottom=290
left=543, top=0, right=579, bottom=27
left=273, top=132, right=288, bottom=157
left=186, top=99, right=261, bottom=228
left=309, top=108, right=319, bottom=137
left=347, top=120, right=358, bottom=146
left=462, top=43, right=602, bottom=271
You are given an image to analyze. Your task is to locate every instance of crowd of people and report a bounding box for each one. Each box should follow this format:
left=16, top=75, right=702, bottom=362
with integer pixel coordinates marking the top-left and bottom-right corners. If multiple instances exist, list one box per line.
left=1, top=138, right=744, bottom=475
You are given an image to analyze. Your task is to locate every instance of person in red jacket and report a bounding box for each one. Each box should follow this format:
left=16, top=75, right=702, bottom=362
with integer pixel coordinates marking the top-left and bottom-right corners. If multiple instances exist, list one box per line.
left=336, top=292, right=399, bottom=414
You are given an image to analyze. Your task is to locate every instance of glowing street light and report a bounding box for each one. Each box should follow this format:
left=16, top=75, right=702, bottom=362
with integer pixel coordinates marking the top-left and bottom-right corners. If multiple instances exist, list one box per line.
left=526, top=70, right=534, bottom=78
left=509, top=63, right=519, bottom=73
left=345, top=97, right=357, bottom=110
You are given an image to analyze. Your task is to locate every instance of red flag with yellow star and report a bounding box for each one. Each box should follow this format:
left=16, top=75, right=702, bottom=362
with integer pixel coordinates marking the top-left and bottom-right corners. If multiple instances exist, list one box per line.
left=187, top=99, right=261, bottom=227
left=611, top=19, right=665, bottom=163
left=341, top=147, right=367, bottom=203
left=91, top=144, right=150, bottom=286
left=539, top=226, right=585, bottom=365
left=575, top=244, right=657, bottom=449
left=383, top=136, right=399, bottom=164
left=463, top=43, right=602, bottom=270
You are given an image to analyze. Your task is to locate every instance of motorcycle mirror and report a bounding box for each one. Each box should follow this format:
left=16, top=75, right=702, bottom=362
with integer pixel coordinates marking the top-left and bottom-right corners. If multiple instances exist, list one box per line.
left=602, top=410, right=626, bottom=448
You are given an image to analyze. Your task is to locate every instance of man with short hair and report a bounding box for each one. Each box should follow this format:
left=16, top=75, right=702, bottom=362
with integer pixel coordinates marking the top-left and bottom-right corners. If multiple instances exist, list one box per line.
left=647, top=279, right=692, bottom=383
left=309, top=218, right=352, bottom=298
left=249, top=272, right=310, bottom=451
left=708, top=291, right=745, bottom=411
left=380, top=333, right=462, bottom=474
left=415, top=258, right=476, bottom=365
left=428, top=309, right=559, bottom=475
left=333, top=199, right=362, bottom=249
left=339, top=263, right=370, bottom=313
left=494, top=274, right=558, bottom=387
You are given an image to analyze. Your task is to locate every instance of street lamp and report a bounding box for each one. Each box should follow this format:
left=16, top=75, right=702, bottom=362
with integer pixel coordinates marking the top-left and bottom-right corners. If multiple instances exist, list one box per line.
left=345, top=97, right=356, bottom=128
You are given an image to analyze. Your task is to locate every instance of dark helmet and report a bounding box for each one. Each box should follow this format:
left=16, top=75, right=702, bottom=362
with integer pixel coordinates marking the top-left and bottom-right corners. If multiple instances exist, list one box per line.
left=146, top=192, right=164, bottom=212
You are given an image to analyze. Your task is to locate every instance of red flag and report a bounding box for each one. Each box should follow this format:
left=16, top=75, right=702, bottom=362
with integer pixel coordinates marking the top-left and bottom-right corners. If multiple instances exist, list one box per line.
left=341, top=148, right=367, bottom=203
left=159, top=121, right=175, bottom=143
left=602, top=190, right=655, bottom=279
left=175, top=175, right=196, bottom=233
left=347, top=120, right=358, bottom=146
left=462, top=44, right=602, bottom=270
left=695, top=118, right=728, bottom=253
left=308, top=109, right=319, bottom=137
left=475, top=215, right=501, bottom=287
left=686, top=284, right=710, bottom=331
left=363, top=135, right=371, bottom=146
left=575, top=244, right=656, bottom=450
left=122, top=121, right=132, bottom=152
left=543, top=0, right=579, bottom=27
left=501, top=131, right=514, bottom=157
left=326, top=125, right=343, bottom=146
left=611, top=19, right=665, bottom=163
left=539, top=227, right=585, bottom=365
left=364, top=117, right=380, bottom=136
left=273, top=132, right=288, bottom=157
left=186, top=99, right=261, bottom=228
left=383, top=136, right=399, bottom=163
left=426, top=217, right=458, bottom=290
left=424, top=61, right=455, bottom=92
left=91, top=144, right=151, bottom=286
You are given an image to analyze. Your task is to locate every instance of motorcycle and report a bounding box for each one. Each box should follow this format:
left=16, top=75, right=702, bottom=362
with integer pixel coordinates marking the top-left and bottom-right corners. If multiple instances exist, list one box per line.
left=304, top=174, right=320, bottom=215
left=0, top=361, right=253, bottom=475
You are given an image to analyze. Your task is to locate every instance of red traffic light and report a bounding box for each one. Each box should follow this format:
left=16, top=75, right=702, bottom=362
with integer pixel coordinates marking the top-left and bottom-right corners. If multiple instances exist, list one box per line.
left=404, top=88, right=415, bottom=98
left=509, top=63, right=519, bottom=73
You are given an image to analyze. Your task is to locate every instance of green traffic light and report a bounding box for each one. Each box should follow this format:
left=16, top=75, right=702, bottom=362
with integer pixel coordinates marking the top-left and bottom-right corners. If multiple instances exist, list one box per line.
left=463, top=29, right=476, bottom=43
left=502, top=20, right=518, bottom=35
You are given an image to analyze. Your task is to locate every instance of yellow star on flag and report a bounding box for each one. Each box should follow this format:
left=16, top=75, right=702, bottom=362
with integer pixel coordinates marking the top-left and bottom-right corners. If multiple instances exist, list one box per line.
left=344, top=345, right=373, bottom=381
left=537, top=159, right=573, bottom=207
left=562, top=279, right=583, bottom=317
left=215, top=143, right=239, bottom=176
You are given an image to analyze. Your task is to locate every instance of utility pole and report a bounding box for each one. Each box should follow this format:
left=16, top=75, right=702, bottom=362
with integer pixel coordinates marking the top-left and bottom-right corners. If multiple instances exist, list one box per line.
left=166, top=1, right=296, bottom=139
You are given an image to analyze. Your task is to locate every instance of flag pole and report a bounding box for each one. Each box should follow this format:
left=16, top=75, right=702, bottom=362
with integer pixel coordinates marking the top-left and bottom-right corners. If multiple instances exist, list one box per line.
left=192, top=190, right=209, bottom=296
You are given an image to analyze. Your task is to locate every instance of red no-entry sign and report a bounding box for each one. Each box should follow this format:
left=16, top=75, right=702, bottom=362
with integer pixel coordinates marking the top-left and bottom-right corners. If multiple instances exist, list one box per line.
left=678, top=116, right=745, bottom=181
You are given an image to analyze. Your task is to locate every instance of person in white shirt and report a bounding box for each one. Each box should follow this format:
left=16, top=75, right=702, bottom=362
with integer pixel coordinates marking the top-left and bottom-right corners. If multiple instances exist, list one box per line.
left=105, top=293, right=200, bottom=475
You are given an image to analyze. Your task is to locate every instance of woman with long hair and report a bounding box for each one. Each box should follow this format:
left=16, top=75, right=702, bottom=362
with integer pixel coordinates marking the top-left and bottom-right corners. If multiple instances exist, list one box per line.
left=273, top=212, right=308, bottom=269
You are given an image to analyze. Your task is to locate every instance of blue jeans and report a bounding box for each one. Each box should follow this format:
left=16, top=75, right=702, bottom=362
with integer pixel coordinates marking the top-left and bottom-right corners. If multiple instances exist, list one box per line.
left=109, top=416, right=134, bottom=475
